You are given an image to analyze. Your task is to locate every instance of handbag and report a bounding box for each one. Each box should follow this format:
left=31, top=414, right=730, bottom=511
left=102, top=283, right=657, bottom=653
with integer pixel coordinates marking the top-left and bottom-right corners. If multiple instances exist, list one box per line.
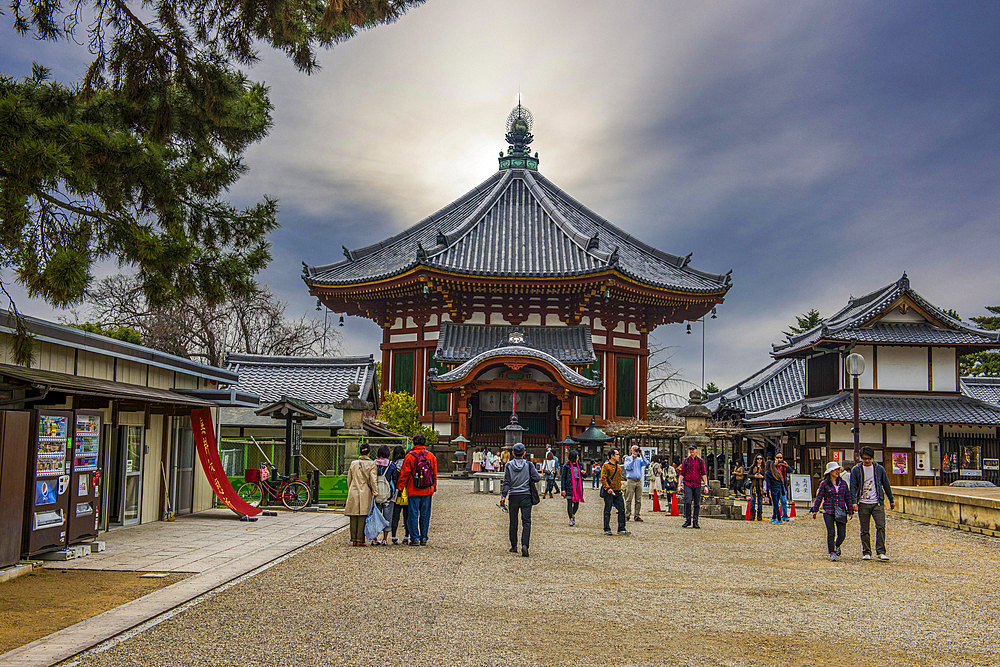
left=364, top=500, right=390, bottom=541
left=529, top=477, right=540, bottom=505
left=834, top=504, right=848, bottom=523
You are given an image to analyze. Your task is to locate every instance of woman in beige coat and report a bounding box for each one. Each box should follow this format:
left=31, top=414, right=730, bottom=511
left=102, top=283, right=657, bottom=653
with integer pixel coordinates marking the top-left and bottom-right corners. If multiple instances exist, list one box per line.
left=345, top=443, right=378, bottom=546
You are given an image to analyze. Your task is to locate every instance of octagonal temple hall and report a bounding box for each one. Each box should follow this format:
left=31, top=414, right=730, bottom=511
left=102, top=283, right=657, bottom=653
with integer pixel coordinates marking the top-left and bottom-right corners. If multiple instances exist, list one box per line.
left=303, top=104, right=731, bottom=459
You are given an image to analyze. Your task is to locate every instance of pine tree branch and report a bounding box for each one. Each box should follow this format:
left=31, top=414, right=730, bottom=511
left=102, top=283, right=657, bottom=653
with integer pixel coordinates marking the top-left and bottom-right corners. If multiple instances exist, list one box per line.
left=32, top=189, right=103, bottom=218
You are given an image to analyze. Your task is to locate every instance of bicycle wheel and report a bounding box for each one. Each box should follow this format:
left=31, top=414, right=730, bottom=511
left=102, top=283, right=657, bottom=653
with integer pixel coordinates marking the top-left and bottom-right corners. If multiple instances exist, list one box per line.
left=237, top=482, right=262, bottom=507
left=282, top=480, right=311, bottom=510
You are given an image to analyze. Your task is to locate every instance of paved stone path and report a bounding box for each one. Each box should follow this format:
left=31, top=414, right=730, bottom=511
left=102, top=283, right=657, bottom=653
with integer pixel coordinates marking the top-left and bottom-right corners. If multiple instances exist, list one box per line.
left=56, top=508, right=343, bottom=573
left=22, top=480, right=1000, bottom=666
left=0, top=509, right=346, bottom=667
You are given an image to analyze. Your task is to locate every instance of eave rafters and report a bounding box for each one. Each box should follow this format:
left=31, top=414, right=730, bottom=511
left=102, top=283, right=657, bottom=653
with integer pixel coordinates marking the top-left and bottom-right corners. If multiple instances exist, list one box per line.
left=309, top=266, right=726, bottom=329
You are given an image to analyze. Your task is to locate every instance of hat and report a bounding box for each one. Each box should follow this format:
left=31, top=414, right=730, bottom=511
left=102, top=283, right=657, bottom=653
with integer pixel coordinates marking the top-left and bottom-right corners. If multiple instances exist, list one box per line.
left=824, top=461, right=842, bottom=476
left=687, top=444, right=697, bottom=450
left=512, top=443, right=526, bottom=456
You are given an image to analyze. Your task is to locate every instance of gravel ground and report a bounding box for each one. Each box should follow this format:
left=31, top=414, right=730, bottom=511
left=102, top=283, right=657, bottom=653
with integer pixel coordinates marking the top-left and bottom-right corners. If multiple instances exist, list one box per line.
left=65, top=479, right=1000, bottom=667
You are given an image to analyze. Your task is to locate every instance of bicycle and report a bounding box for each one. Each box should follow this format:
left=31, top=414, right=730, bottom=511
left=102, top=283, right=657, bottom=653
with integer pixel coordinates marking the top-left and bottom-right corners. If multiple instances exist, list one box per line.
left=237, top=464, right=312, bottom=511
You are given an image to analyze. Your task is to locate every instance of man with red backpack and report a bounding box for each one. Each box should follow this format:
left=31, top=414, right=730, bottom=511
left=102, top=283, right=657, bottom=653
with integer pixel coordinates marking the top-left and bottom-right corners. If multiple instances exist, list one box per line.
left=396, top=433, right=438, bottom=546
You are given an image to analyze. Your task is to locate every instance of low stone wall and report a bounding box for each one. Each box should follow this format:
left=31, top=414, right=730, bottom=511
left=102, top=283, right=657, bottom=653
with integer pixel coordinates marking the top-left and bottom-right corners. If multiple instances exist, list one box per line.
left=888, top=486, right=1000, bottom=538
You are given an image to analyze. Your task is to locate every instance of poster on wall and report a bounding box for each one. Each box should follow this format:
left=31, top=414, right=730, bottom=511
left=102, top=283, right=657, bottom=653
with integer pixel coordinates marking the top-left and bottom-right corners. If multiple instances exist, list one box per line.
left=961, top=445, right=982, bottom=477
left=983, top=459, right=999, bottom=471
left=892, top=452, right=908, bottom=475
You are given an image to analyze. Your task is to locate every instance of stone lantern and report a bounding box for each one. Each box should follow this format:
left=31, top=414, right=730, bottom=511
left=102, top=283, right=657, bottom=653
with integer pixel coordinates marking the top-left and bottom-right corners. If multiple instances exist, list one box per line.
left=678, top=389, right=710, bottom=455
left=333, top=382, right=373, bottom=466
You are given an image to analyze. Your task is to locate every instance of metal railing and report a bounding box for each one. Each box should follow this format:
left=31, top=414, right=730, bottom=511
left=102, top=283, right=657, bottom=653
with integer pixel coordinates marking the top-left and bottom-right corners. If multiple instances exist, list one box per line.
left=219, top=434, right=411, bottom=477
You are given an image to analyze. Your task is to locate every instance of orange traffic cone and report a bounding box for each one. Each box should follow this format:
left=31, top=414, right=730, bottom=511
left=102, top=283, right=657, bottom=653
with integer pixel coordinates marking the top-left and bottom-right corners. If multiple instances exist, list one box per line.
left=789, top=501, right=796, bottom=519
left=745, top=495, right=753, bottom=521
left=652, top=491, right=662, bottom=512
left=670, top=492, right=679, bottom=516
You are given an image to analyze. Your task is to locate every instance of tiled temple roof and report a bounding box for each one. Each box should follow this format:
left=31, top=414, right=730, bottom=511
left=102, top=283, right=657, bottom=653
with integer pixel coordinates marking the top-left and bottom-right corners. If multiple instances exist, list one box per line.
left=772, top=273, right=999, bottom=357
left=303, top=169, right=730, bottom=294
left=704, top=358, right=805, bottom=415
left=223, top=354, right=377, bottom=405
left=961, top=377, right=1000, bottom=406
left=435, top=323, right=594, bottom=365
left=743, top=392, right=1000, bottom=426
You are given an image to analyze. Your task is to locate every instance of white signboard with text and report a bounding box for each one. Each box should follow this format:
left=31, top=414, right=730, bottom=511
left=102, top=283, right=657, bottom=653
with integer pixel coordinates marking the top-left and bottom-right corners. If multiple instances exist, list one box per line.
left=789, top=474, right=813, bottom=502
left=640, top=447, right=658, bottom=493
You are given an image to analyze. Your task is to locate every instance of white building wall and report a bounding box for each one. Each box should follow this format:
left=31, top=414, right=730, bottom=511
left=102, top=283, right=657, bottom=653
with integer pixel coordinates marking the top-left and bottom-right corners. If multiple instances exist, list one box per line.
left=914, top=424, right=938, bottom=477
left=885, top=424, right=910, bottom=447
left=877, top=346, right=927, bottom=391
left=854, top=345, right=875, bottom=390
left=932, top=347, right=957, bottom=392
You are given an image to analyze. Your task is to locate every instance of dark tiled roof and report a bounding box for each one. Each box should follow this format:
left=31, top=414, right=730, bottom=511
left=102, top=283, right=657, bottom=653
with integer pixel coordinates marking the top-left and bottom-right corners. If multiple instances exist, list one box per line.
left=431, top=345, right=600, bottom=389
left=704, top=358, right=805, bottom=415
left=223, top=354, right=377, bottom=405
left=772, top=274, right=1000, bottom=356
left=304, top=169, right=730, bottom=294
left=962, top=377, right=1000, bottom=406
left=219, top=405, right=344, bottom=429
left=744, top=392, right=1000, bottom=426
left=435, top=323, right=594, bottom=365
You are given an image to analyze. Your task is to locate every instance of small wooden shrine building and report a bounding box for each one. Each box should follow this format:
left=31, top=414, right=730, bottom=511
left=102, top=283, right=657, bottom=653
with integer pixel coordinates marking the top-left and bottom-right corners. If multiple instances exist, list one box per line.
left=303, top=104, right=731, bottom=458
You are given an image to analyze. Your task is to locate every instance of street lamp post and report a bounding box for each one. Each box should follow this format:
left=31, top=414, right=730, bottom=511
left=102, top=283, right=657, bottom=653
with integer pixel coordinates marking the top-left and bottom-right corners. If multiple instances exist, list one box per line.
left=846, top=352, right=865, bottom=463
left=687, top=307, right=717, bottom=390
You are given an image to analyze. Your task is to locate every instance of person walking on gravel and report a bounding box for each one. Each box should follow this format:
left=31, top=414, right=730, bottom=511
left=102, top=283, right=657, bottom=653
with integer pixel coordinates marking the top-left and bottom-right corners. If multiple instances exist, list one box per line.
left=601, top=449, right=629, bottom=536
left=389, top=445, right=410, bottom=544
left=372, top=444, right=397, bottom=545
left=500, top=442, right=541, bottom=557
left=396, top=433, right=437, bottom=546
left=591, top=460, right=602, bottom=490
left=810, top=461, right=853, bottom=561
left=345, top=443, right=378, bottom=547
left=680, top=444, right=708, bottom=529
left=849, top=446, right=895, bottom=561
left=765, top=453, right=785, bottom=524
left=623, top=444, right=649, bottom=522
left=542, top=451, right=559, bottom=498
left=748, top=454, right=766, bottom=521
left=648, top=455, right=663, bottom=501
left=561, top=449, right=585, bottom=526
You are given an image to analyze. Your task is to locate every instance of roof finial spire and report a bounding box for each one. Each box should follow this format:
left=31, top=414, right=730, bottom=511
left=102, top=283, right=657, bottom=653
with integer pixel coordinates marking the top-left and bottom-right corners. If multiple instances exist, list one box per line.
left=499, top=99, right=539, bottom=171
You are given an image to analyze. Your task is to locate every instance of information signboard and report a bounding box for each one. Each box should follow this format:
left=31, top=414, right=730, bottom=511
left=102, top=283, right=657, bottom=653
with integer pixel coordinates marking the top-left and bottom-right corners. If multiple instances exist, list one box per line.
left=789, top=474, right=813, bottom=503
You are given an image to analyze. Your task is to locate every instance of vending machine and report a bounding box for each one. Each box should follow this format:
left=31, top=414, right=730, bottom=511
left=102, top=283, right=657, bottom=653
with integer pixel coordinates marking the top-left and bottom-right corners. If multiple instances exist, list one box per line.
left=68, top=411, right=103, bottom=544
left=24, top=409, right=73, bottom=556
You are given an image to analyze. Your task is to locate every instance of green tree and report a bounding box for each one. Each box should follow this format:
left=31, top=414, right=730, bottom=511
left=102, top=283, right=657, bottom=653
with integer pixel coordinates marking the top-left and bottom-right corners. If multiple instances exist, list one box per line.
left=961, top=306, right=1000, bottom=377
left=1, top=1, right=422, bottom=364
left=783, top=309, right=824, bottom=338
left=376, top=391, right=437, bottom=444
left=69, top=321, right=143, bottom=346
left=704, top=382, right=720, bottom=394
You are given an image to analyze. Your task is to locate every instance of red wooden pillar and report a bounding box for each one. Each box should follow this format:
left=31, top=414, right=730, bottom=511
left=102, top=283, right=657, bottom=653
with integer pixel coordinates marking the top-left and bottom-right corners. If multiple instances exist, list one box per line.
left=457, top=392, right=470, bottom=438
left=379, top=328, right=390, bottom=401
left=638, top=334, right=648, bottom=421
left=560, top=390, right=571, bottom=441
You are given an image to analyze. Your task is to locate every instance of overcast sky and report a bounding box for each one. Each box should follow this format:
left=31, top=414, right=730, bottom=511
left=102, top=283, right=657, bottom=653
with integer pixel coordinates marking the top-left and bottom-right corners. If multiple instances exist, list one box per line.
left=4, top=1, right=999, bottom=401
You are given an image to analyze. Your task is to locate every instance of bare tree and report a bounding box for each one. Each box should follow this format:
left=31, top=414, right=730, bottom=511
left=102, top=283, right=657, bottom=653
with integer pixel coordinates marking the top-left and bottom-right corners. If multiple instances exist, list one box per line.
left=86, top=275, right=341, bottom=366
left=646, top=339, right=687, bottom=420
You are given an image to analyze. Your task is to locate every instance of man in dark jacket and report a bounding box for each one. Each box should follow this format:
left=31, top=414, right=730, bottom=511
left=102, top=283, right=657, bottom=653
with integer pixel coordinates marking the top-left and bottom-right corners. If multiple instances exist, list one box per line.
left=500, top=442, right=541, bottom=557
left=849, top=446, right=895, bottom=561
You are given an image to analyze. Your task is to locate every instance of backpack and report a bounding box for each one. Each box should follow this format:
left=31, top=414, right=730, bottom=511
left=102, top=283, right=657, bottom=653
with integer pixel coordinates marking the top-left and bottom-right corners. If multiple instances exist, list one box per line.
left=412, top=450, right=436, bottom=490
left=375, top=463, right=394, bottom=504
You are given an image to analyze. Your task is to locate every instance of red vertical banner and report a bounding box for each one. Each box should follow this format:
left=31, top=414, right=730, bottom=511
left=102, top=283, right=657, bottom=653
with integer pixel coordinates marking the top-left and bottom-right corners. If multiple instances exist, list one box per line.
left=190, top=408, right=261, bottom=517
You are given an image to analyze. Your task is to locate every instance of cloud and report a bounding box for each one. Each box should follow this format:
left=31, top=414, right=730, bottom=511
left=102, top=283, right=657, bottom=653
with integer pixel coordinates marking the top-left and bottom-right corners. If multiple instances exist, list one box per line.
left=4, top=0, right=999, bottom=391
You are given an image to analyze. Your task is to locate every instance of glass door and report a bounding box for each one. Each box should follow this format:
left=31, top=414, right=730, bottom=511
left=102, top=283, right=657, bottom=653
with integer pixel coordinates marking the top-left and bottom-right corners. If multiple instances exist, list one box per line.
left=122, top=425, right=143, bottom=526
left=171, top=418, right=195, bottom=515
